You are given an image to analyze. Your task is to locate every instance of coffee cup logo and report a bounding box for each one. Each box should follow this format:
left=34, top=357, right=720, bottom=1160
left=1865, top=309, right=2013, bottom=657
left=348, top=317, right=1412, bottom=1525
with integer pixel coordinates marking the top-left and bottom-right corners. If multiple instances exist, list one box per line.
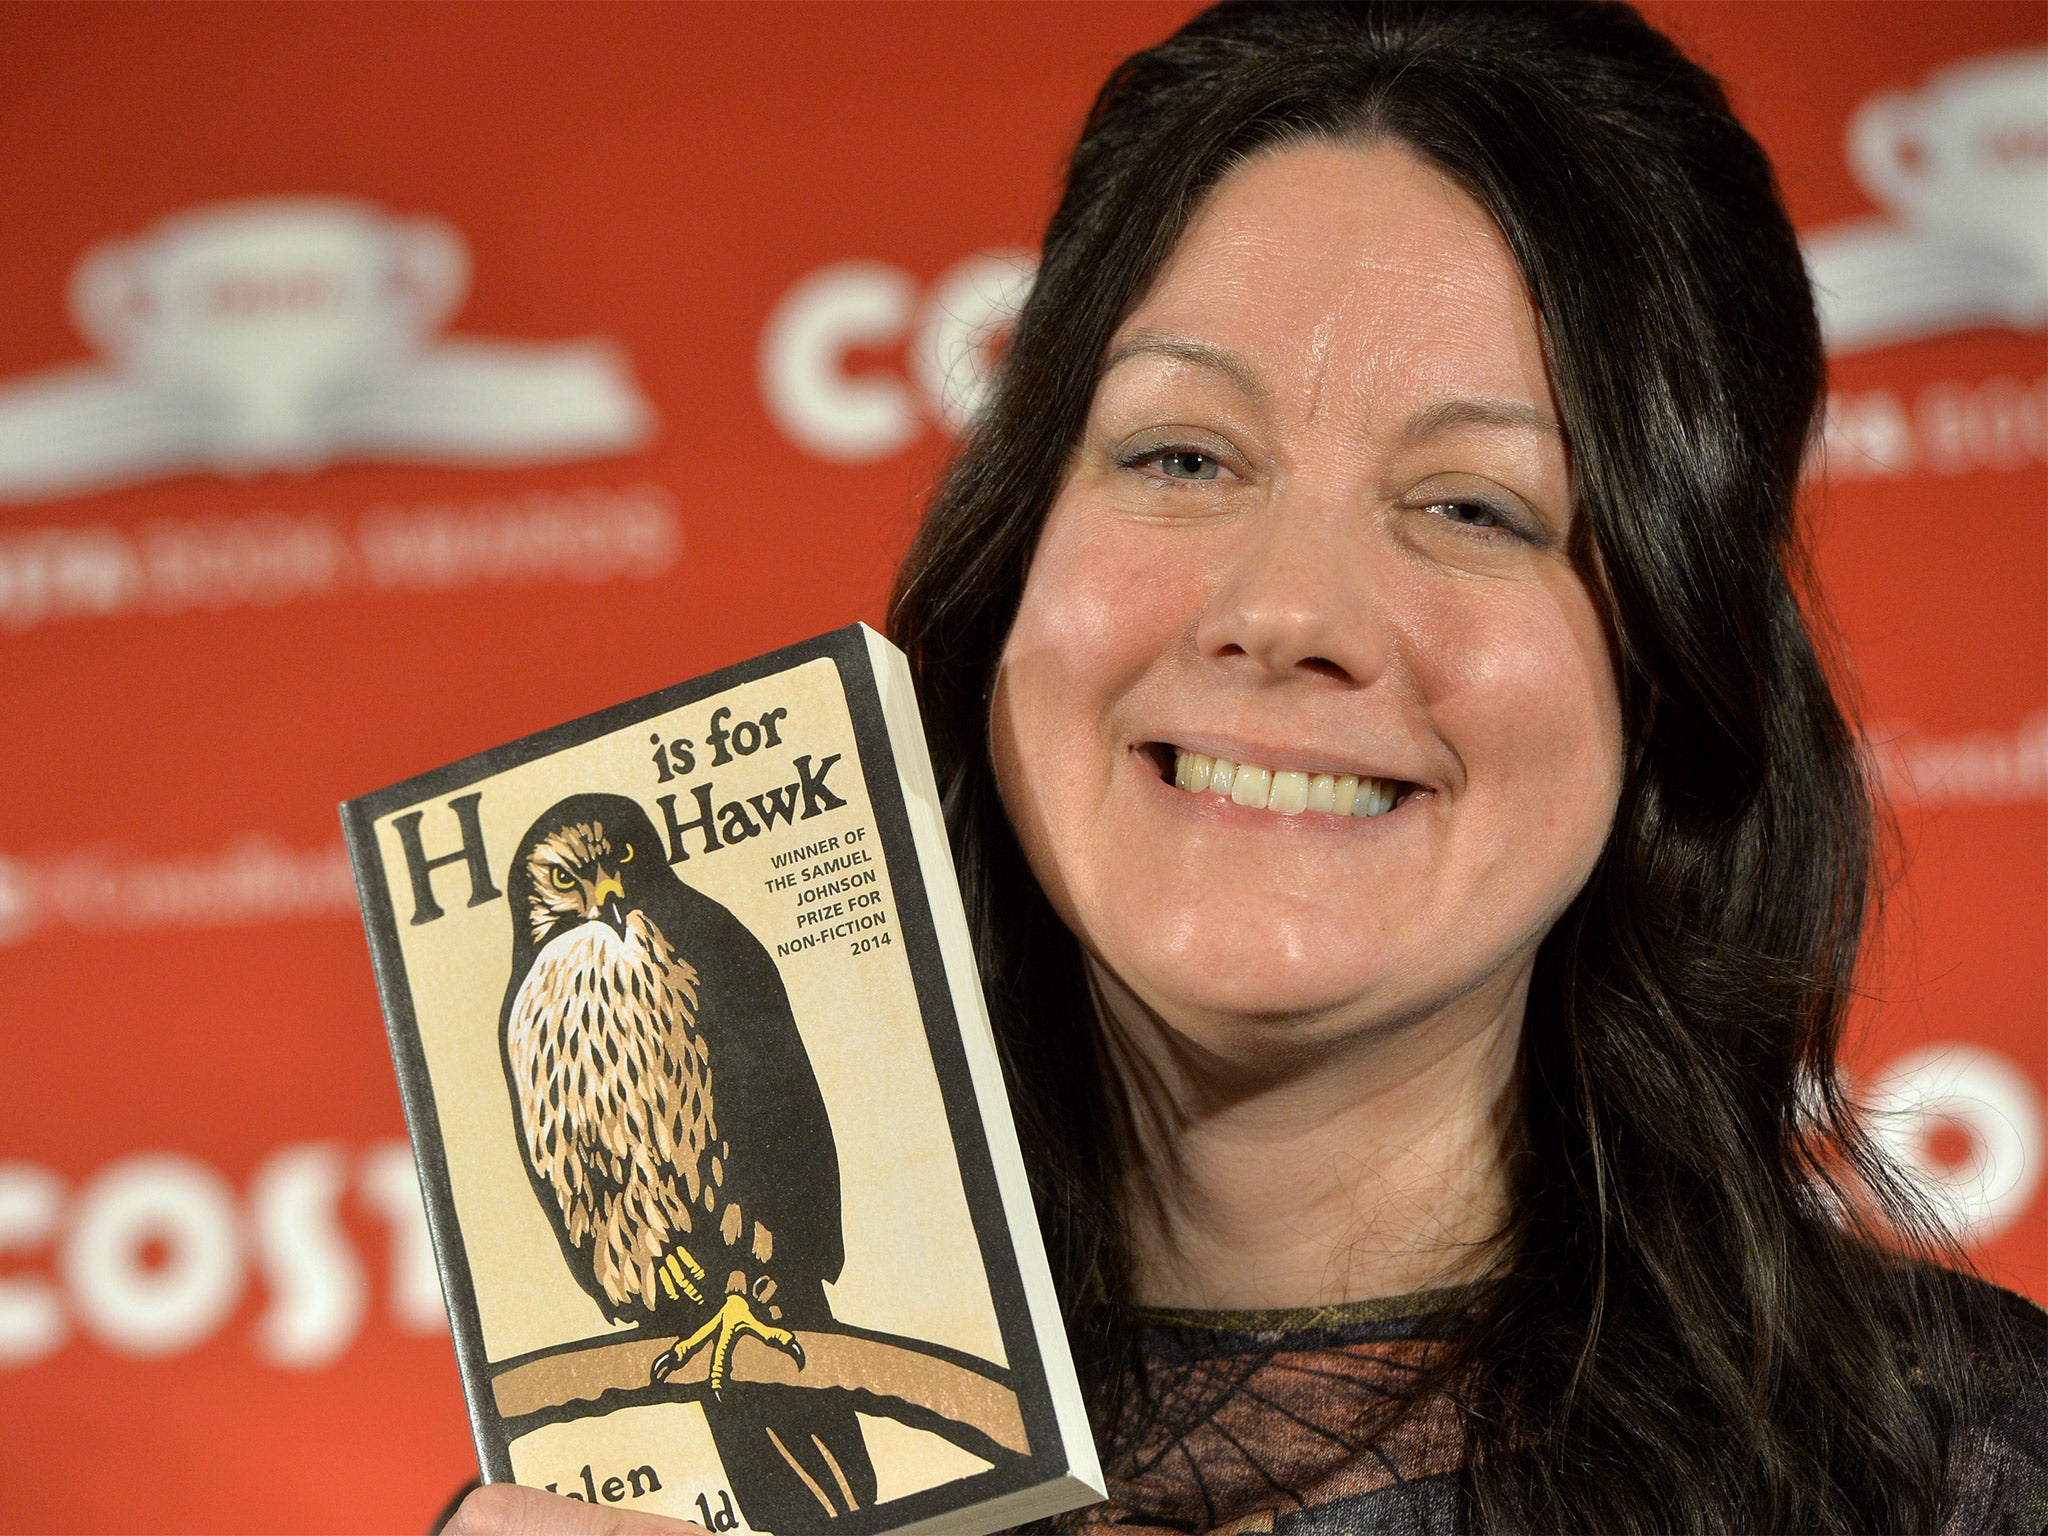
left=1806, top=48, right=2048, bottom=354
left=0, top=197, right=654, bottom=504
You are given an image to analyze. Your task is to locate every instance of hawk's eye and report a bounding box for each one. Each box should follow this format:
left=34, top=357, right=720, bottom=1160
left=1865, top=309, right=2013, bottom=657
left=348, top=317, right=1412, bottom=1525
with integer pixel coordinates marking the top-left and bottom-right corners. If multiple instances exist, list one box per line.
left=549, top=866, right=577, bottom=891
left=619, top=843, right=633, bottom=863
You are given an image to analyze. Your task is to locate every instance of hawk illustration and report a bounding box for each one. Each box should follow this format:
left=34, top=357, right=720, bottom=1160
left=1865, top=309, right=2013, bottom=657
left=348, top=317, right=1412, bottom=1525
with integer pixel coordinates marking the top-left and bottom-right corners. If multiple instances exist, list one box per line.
left=500, top=792, right=877, bottom=1528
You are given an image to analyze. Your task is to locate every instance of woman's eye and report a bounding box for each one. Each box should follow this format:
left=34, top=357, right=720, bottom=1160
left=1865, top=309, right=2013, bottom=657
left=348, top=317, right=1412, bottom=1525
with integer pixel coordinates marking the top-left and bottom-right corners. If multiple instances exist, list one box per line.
left=550, top=866, right=576, bottom=890
left=1156, top=450, right=1220, bottom=480
left=1428, top=498, right=1513, bottom=533
left=1126, top=446, right=1225, bottom=481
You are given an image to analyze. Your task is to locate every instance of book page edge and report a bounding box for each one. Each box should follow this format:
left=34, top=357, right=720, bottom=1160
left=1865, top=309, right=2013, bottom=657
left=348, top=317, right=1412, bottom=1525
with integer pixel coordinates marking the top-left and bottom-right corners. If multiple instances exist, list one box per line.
left=887, top=1472, right=1111, bottom=1536
left=859, top=622, right=1105, bottom=1503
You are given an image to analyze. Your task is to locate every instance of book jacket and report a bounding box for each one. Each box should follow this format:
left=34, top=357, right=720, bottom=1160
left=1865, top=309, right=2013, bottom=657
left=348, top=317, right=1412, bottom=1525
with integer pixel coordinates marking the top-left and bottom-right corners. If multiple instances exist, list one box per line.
left=341, top=625, right=1100, bottom=1534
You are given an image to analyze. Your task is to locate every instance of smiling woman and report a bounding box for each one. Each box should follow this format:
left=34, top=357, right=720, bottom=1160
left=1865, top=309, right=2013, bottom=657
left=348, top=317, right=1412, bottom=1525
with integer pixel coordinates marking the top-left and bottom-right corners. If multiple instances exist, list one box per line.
left=443, top=4, right=2044, bottom=1534
left=880, top=2, right=2048, bottom=1534
left=1000, top=140, right=1613, bottom=1031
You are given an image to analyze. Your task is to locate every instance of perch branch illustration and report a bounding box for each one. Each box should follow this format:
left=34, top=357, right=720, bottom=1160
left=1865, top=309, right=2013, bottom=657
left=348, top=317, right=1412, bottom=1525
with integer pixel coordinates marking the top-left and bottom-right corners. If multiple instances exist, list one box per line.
left=491, top=1325, right=1028, bottom=1463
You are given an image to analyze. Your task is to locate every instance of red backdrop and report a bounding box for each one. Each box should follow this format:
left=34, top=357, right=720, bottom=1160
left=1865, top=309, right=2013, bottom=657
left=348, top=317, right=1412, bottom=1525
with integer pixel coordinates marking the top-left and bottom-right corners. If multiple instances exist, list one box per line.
left=0, top=4, right=2040, bottom=1531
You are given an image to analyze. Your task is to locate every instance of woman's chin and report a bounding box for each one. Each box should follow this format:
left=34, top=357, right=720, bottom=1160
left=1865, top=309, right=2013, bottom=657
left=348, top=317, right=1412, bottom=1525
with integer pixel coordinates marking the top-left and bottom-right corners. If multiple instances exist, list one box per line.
left=1101, top=924, right=1407, bottom=1037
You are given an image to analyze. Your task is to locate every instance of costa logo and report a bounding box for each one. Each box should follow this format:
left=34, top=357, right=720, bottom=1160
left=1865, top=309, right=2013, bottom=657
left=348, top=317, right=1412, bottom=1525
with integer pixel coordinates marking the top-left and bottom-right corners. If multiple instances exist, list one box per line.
left=0, top=1143, right=442, bottom=1368
left=758, top=250, right=1035, bottom=463
left=1806, top=49, right=2048, bottom=354
left=0, top=197, right=654, bottom=504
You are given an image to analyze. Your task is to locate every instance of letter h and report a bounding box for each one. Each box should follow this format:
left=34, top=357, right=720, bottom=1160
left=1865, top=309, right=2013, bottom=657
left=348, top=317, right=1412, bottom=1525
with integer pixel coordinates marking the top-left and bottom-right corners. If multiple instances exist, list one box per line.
left=656, top=785, right=720, bottom=862
left=391, top=792, right=502, bottom=925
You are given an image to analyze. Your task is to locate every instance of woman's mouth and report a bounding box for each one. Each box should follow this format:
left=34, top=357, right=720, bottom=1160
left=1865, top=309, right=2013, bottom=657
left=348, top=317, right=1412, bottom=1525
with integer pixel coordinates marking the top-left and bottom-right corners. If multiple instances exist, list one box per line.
left=1155, top=745, right=1412, bottom=818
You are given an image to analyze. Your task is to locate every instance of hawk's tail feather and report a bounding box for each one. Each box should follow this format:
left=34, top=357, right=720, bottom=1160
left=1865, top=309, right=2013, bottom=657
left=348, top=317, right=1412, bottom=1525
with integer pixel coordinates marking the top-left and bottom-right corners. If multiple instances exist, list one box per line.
left=706, top=1384, right=879, bottom=1527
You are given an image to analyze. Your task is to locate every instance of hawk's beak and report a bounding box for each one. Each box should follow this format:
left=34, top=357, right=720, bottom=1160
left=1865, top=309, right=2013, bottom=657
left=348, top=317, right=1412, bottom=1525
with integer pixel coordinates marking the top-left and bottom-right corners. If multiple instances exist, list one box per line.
left=591, top=871, right=628, bottom=936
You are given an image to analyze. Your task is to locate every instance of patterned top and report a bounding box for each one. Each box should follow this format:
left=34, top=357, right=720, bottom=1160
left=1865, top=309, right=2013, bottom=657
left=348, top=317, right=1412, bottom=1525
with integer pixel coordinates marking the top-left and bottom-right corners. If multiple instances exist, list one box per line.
left=1052, top=1278, right=2048, bottom=1536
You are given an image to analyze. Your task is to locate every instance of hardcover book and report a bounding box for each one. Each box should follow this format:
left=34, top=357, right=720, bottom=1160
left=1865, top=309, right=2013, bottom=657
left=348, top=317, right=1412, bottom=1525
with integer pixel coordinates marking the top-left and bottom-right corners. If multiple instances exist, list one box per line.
left=341, top=624, right=1103, bottom=1535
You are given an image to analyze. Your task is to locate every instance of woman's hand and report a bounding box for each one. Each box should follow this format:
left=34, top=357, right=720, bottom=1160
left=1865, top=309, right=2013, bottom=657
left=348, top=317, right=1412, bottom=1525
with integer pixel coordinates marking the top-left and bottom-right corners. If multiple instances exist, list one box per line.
left=443, top=1484, right=710, bottom=1536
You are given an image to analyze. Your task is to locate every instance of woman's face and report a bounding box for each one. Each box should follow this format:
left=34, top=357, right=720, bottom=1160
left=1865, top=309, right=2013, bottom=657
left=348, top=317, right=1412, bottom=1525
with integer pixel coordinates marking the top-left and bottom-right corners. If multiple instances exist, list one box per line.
left=992, top=140, right=1624, bottom=1050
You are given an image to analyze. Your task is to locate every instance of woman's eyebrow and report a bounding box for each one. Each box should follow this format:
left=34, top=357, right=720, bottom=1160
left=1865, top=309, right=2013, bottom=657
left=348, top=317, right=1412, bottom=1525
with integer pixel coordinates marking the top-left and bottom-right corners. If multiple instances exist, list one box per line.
left=1402, top=397, right=1561, bottom=443
left=1100, top=333, right=1270, bottom=404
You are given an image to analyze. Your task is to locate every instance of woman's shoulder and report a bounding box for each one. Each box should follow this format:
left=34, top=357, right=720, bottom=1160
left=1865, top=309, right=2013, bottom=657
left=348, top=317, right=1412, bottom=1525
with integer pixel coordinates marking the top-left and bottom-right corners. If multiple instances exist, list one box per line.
left=1930, top=1269, right=2048, bottom=1535
left=1932, top=1265, right=2048, bottom=1387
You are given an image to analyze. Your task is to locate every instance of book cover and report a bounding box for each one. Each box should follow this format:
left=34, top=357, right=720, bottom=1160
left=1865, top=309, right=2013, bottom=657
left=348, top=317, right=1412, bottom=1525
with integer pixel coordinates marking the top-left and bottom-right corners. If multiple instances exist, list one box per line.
left=341, top=624, right=1102, bottom=1534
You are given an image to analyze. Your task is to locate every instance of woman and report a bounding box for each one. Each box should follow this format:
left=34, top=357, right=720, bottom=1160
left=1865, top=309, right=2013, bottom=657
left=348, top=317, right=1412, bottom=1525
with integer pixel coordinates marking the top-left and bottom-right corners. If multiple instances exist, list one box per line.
left=452, top=3, right=2046, bottom=1533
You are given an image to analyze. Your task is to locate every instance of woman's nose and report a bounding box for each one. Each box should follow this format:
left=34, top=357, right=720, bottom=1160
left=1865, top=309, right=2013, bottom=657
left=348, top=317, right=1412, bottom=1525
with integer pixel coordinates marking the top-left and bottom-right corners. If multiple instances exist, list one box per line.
left=1192, top=498, right=1392, bottom=685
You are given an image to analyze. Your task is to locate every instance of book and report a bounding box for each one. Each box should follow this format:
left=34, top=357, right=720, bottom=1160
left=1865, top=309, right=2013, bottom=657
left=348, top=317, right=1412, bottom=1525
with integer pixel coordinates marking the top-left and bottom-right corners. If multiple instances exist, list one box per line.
left=341, top=624, right=1103, bottom=1535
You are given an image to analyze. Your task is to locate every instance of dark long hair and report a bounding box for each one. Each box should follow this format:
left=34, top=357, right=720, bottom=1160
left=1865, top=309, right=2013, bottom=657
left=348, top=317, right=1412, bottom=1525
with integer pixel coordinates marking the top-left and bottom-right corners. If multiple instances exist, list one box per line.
left=888, top=4, right=1980, bottom=1529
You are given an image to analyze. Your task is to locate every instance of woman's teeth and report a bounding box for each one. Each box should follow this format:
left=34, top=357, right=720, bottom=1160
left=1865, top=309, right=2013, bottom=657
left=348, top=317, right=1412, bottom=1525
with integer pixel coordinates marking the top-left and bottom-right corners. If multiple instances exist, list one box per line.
left=1171, top=750, right=1400, bottom=817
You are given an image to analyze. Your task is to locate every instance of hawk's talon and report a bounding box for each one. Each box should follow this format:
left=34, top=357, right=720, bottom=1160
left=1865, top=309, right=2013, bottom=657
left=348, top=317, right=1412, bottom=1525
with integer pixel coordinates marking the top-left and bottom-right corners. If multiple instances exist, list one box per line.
left=649, top=1293, right=803, bottom=1398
